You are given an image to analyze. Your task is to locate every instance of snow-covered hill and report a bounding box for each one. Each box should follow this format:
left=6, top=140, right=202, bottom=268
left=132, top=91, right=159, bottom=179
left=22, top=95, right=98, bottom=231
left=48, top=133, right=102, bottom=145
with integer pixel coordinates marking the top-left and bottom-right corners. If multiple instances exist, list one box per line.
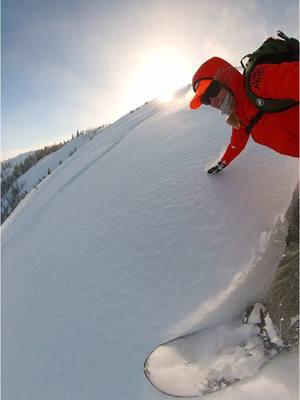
left=3, top=130, right=105, bottom=193
left=2, top=85, right=298, bottom=400
left=16, top=132, right=101, bottom=194
left=1, top=129, right=106, bottom=223
left=3, top=150, right=37, bottom=167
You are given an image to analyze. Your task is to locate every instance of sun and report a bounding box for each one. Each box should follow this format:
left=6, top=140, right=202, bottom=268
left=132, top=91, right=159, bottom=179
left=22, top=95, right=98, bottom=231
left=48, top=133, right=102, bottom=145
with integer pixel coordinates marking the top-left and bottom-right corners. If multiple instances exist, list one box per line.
left=131, top=49, right=191, bottom=104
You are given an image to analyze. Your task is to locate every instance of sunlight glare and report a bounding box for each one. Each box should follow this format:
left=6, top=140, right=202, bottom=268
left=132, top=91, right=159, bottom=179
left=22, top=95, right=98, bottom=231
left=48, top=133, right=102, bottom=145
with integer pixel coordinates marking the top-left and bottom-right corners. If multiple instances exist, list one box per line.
left=131, top=49, right=191, bottom=105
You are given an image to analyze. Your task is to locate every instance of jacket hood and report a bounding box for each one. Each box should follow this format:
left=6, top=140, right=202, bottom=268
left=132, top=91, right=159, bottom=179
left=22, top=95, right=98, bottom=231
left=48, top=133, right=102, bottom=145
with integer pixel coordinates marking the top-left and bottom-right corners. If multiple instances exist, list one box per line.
left=190, top=57, right=253, bottom=122
left=192, top=57, right=243, bottom=94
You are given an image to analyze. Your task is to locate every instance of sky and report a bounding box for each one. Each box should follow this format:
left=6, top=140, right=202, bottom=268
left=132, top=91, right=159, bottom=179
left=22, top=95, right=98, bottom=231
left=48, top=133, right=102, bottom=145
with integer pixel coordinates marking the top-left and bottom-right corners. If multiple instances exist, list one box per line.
left=1, top=0, right=299, bottom=161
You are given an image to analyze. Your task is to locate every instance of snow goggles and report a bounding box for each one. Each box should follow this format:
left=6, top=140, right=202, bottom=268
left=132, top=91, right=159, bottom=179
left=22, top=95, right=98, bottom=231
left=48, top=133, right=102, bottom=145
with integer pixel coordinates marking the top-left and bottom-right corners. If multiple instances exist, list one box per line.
left=200, top=80, right=222, bottom=105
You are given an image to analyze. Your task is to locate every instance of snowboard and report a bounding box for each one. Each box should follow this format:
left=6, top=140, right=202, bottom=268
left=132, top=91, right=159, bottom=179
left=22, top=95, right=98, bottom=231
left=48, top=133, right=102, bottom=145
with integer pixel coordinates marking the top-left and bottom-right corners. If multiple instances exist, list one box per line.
left=144, top=317, right=279, bottom=397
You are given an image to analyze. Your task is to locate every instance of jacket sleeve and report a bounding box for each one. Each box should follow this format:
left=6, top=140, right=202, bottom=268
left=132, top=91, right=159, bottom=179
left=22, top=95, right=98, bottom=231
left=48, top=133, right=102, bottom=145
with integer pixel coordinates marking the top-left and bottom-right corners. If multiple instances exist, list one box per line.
left=252, top=61, right=299, bottom=101
left=221, top=127, right=250, bottom=165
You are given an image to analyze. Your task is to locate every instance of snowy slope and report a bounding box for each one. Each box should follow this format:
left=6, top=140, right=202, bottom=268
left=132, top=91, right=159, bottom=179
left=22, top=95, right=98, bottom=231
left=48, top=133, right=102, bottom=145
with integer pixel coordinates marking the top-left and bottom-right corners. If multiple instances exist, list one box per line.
left=3, top=150, right=36, bottom=167
left=17, top=133, right=102, bottom=194
left=2, top=132, right=105, bottom=222
left=2, top=85, right=298, bottom=400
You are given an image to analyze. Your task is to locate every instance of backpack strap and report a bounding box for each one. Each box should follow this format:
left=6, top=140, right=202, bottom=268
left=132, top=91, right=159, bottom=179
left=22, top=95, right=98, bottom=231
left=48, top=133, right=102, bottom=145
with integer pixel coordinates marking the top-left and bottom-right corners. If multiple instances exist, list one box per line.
left=246, top=110, right=264, bottom=135
left=245, top=70, right=298, bottom=113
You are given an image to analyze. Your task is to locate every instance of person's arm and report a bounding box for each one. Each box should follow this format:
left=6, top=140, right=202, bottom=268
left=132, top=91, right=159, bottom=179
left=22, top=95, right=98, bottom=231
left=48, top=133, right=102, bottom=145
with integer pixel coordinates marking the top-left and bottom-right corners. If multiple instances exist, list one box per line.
left=207, top=127, right=250, bottom=173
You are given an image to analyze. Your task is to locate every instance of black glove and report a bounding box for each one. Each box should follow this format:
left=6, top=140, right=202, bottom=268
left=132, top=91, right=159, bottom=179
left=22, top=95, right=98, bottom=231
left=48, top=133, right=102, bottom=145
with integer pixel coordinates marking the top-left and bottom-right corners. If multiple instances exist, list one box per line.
left=207, top=161, right=227, bottom=174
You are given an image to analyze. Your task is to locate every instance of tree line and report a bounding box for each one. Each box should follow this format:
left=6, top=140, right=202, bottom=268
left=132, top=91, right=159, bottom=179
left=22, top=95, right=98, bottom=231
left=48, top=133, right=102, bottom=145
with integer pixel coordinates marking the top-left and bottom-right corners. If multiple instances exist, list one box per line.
left=1, top=141, right=68, bottom=223
left=1, top=125, right=109, bottom=224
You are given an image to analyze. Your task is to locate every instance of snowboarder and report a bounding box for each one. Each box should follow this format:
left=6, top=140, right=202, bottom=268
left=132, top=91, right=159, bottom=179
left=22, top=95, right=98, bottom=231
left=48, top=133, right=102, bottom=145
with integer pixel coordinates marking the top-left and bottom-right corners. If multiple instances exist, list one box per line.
left=189, top=39, right=299, bottom=353
left=189, top=56, right=299, bottom=174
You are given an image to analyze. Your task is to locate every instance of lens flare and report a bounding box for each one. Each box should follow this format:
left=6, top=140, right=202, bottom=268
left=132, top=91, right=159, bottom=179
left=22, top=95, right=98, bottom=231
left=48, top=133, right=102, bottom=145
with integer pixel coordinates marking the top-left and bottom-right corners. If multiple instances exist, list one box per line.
left=129, top=49, right=191, bottom=105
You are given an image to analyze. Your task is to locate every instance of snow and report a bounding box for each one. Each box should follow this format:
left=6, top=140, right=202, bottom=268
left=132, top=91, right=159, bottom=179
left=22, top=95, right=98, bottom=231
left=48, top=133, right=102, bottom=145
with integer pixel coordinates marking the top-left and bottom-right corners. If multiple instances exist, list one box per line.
left=17, top=134, right=101, bottom=194
left=2, top=85, right=299, bottom=400
left=2, top=134, right=104, bottom=220
left=2, top=150, right=36, bottom=167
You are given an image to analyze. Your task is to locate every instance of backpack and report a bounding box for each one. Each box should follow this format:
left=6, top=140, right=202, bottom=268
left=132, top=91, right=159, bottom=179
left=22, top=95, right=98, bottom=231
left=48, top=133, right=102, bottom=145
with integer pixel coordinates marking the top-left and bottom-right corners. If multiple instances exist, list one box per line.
left=240, top=31, right=299, bottom=134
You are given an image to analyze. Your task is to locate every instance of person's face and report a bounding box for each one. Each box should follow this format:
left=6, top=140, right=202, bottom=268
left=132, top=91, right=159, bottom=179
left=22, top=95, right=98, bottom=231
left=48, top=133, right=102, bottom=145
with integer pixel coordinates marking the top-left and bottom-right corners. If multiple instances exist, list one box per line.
left=208, top=86, right=231, bottom=110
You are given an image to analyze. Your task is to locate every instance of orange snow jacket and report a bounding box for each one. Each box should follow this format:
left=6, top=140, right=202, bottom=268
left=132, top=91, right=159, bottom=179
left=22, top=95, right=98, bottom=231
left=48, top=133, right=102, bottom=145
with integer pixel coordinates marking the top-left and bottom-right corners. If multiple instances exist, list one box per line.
left=193, top=57, right=299, bottom=164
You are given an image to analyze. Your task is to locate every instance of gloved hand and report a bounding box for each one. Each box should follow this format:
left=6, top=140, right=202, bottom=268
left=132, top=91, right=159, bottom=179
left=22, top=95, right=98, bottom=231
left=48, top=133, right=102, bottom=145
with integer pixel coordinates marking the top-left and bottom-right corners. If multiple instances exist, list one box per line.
left=207, top=161, right=227, bottom=174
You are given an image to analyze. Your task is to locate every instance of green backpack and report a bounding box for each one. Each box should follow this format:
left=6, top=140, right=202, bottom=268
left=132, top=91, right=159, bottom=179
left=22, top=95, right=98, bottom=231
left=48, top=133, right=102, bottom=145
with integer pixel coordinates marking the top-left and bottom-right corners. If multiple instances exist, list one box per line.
left=241, top=31, right=299, bottom=134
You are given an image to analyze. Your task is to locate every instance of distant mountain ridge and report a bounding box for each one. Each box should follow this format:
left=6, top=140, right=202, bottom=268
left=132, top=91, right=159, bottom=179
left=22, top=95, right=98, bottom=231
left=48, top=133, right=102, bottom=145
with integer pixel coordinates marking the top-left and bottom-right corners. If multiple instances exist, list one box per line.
left=1, top=126, right=107, bottom=223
